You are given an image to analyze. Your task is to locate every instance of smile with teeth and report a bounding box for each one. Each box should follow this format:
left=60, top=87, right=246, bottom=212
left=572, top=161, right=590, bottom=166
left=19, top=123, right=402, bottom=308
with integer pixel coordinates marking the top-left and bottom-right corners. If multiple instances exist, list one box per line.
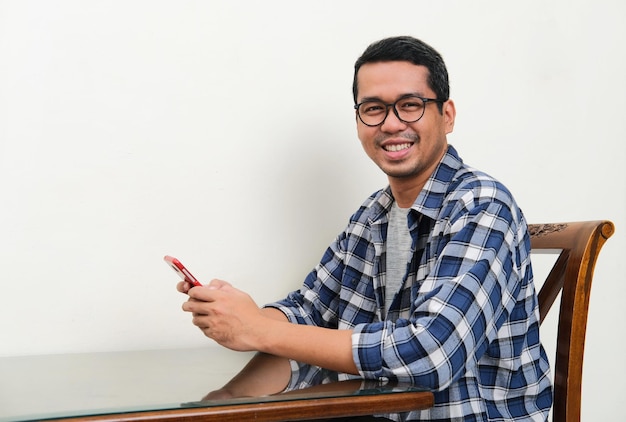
left=384, top=142, right=412, bottom=152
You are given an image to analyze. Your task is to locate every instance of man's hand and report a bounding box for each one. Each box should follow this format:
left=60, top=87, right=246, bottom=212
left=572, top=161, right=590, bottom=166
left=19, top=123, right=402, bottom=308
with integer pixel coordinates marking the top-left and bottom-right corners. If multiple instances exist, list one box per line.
left=182, top=280, right=271, bottom=351
left=178, top=280, right=358, bottom=375
left=176, top=280, right=193, bottom=294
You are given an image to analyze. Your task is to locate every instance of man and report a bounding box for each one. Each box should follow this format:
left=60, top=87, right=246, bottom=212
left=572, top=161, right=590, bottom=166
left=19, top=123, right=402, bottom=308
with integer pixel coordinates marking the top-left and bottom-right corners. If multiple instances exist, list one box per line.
left=179, top=36, right=553, bottom=421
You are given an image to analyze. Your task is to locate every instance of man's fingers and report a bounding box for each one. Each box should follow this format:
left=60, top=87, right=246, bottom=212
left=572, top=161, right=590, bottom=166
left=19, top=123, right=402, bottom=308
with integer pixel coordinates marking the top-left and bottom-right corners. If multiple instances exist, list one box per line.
left=207, top=279, right=232, bottom=290
left=176, top=280, right=191, bottom=293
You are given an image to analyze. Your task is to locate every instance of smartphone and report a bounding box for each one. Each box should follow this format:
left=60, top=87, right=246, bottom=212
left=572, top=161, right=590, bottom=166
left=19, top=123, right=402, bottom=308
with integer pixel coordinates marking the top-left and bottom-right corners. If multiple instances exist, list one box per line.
left=164, top=255, right=203, bottom=287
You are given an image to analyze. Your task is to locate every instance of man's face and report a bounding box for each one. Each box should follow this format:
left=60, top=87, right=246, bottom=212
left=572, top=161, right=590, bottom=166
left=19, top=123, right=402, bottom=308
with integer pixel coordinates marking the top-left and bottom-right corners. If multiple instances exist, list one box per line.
left=355, top=61, right=455, bottom=185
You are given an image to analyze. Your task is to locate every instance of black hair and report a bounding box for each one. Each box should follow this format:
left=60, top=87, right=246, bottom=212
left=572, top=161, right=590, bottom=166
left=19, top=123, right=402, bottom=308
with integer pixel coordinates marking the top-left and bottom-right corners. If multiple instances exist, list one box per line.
left=352, top=36, right=450, bottom=113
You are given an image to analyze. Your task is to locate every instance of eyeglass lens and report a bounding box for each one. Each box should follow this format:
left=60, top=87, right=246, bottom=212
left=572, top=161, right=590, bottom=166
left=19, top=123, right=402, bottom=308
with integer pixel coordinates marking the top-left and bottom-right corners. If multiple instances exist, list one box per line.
left=357, top=95, right=427, bottom=126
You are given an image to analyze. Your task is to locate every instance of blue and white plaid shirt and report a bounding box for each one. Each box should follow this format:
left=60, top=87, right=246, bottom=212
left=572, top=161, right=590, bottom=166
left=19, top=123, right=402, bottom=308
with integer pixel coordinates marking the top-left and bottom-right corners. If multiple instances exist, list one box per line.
left=267, top=145, right=553, bottom=421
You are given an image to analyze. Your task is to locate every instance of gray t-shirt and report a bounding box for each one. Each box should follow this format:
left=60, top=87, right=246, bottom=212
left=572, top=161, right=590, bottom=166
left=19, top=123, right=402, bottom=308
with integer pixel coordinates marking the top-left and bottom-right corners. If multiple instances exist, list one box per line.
left=384, top=202, right=411, bottom=318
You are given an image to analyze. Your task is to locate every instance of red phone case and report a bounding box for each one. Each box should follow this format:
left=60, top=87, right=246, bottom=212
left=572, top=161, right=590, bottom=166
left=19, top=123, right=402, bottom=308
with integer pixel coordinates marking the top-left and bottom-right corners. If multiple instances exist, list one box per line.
left=164, top=255, right=203, bottom=287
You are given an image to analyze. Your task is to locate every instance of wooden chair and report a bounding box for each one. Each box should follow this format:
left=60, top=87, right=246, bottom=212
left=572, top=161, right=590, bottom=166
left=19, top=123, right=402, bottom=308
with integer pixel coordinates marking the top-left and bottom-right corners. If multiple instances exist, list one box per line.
left=529, top=220, right=615, bottom=422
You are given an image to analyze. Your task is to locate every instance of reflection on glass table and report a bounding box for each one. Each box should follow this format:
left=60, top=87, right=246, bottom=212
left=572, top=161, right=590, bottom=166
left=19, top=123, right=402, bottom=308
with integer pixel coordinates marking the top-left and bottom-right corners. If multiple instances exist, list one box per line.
left=0, top=347, right=433, bottom=421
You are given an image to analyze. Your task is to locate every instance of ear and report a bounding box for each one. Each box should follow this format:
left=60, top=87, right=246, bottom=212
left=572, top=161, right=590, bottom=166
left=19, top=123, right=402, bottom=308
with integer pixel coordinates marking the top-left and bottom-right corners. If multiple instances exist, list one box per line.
left=442, top=99, right=456, bottom=134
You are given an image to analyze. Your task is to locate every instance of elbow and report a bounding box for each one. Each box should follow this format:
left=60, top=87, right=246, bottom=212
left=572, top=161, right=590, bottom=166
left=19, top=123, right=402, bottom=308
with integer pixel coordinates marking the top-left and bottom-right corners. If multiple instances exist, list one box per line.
left=383, top=341, right=470, bottom=392
left=394, top=361, right=459, bottom=392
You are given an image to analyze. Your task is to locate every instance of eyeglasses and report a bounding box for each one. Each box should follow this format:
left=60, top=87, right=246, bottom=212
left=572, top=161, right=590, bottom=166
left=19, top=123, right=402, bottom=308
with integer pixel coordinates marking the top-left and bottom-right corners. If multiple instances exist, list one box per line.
left=354, top=95, right=445, bottom=127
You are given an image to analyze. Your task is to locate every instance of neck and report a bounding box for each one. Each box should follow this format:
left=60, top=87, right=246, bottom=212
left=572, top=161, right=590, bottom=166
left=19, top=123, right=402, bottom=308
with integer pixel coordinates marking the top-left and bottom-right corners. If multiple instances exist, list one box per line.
left=388, top=161, right=439, bottom=208
left=389, top=178, right=424, bottom=208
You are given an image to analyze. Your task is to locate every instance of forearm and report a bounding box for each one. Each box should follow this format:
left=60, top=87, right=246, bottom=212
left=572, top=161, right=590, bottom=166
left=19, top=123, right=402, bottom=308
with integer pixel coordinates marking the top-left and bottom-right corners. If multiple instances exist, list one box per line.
left=261, top=306, right=289, bottom=322
left=260, top=299, right=357, bottom=374
left=221, top=309, right=356, bottom=398
left=255, top=318, right=358, bottom=375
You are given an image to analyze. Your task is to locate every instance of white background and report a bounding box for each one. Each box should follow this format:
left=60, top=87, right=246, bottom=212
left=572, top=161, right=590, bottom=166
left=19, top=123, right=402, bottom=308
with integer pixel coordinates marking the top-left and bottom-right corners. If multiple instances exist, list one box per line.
left=1, top=1, right=624, bottom=420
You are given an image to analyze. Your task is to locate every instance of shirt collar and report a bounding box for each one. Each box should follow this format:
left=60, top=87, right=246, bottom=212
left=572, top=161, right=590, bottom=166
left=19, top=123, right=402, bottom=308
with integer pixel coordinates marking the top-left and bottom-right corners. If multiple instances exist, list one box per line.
left=412, top=144, right=463, bottom=219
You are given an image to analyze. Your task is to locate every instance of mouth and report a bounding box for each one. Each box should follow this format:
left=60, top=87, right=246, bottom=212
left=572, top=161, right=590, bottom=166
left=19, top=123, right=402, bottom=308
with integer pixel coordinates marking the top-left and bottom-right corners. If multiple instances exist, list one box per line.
left=383, top=142, right=413, bottom=152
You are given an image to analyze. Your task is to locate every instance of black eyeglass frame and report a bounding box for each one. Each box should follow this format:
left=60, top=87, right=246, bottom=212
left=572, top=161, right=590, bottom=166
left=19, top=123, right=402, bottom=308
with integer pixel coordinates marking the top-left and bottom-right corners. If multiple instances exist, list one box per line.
left=354, top=95, right=446, bottom=127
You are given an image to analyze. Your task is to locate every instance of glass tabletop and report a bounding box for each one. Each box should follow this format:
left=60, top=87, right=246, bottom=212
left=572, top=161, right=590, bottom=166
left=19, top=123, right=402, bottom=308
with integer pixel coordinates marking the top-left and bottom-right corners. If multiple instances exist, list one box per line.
left=0, top=347, right=426, bottom=421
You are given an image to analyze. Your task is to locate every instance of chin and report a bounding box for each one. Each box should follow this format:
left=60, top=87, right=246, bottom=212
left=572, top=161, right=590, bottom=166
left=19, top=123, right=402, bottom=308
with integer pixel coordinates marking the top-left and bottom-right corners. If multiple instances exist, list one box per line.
left=380, top=163, right=422, bottom=179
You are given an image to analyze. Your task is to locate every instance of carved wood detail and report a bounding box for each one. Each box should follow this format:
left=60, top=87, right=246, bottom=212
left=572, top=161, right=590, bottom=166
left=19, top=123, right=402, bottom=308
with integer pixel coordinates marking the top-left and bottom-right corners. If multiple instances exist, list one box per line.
left=528, top=223, right=568, bottom=237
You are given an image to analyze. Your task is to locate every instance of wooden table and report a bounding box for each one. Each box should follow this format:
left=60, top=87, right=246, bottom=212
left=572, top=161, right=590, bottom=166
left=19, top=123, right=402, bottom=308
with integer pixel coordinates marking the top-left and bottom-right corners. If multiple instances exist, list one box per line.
left=0, top=347, right=433, bottom=421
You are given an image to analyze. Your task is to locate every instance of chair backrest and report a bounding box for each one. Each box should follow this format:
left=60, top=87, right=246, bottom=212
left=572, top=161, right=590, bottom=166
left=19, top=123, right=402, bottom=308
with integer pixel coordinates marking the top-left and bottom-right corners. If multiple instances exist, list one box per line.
left=529, top=220, right=615, bottom=422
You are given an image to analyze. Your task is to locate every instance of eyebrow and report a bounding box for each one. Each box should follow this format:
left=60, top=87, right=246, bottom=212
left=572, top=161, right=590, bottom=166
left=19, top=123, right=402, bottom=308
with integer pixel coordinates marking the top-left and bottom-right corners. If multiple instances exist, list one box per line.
left=357, top=92, right=426, bottom=103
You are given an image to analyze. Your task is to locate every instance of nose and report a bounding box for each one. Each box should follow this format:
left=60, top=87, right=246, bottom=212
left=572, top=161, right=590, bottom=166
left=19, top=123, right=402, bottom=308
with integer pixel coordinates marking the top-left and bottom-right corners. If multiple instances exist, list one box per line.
left=380, top=106, right=407, bottom=132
